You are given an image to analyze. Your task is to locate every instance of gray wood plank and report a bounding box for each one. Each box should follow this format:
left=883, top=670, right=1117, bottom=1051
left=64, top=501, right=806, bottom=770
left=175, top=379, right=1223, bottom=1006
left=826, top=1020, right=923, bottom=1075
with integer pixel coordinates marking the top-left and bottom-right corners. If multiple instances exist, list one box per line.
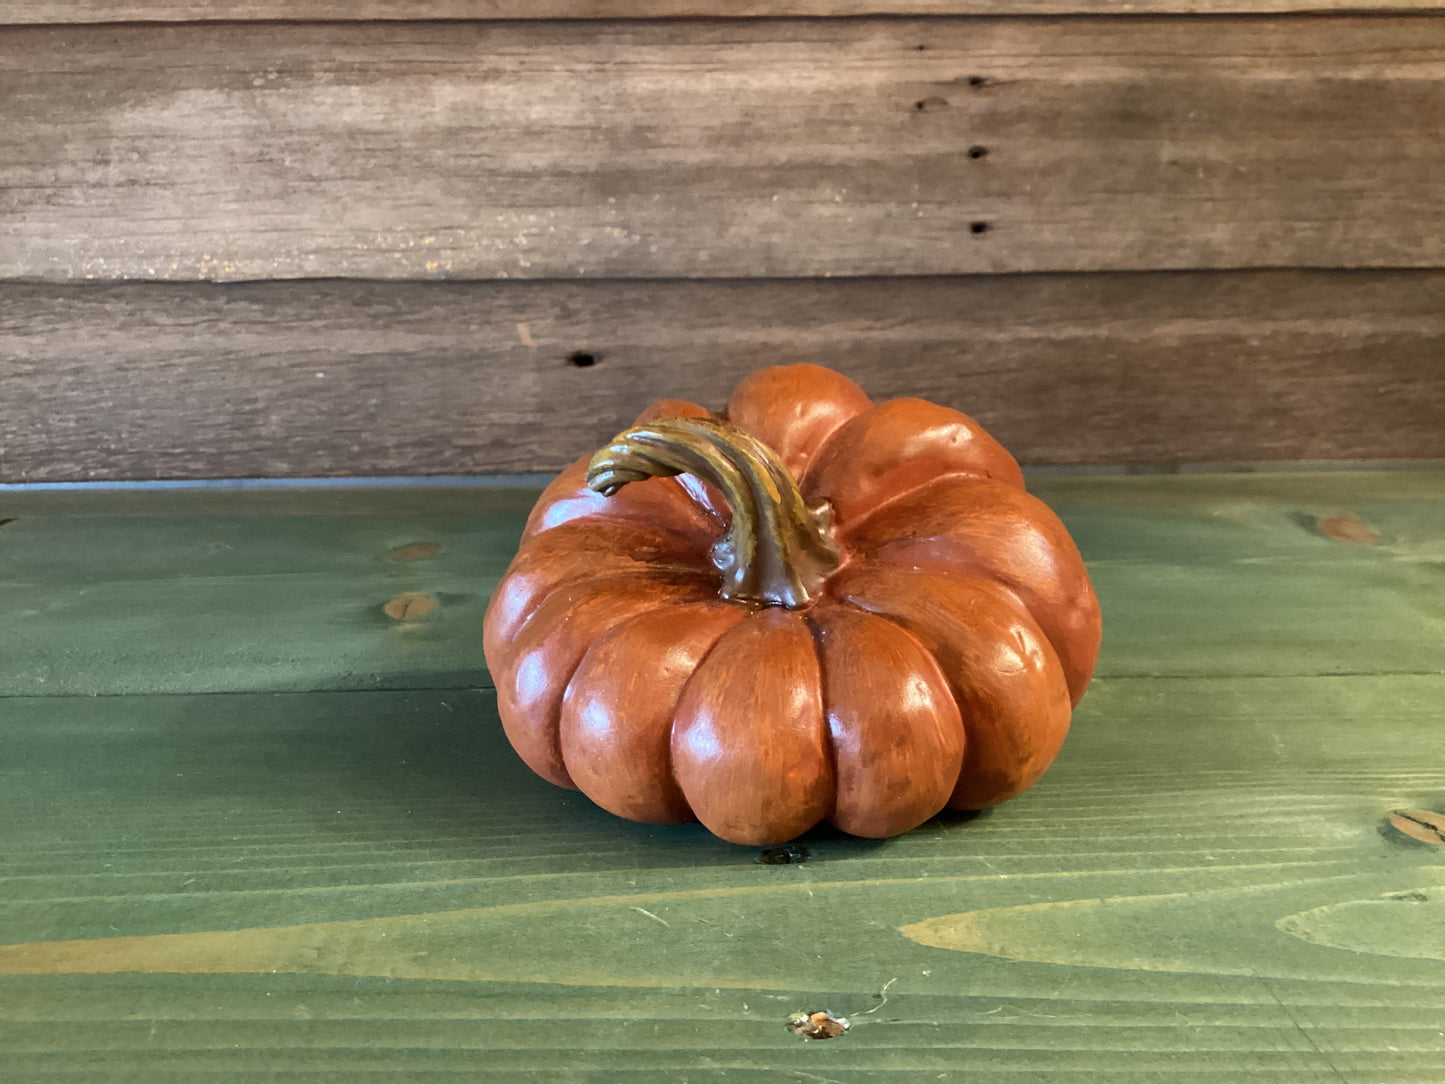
left=2, top=471, right=1441, bottom=698
left=4, top=272, right=1443, bottom=483
left=0, top=674, right=1441, bottom=1078
left=4, top=19, right=1445, bottom=281
left=7, top=0, right=1445, bottom=20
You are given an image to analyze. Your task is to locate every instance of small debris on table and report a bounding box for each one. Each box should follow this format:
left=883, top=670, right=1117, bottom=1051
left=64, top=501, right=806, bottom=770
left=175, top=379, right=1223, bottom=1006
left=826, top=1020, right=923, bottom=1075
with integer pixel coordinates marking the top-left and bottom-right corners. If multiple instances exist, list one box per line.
left=756, top=844, right=809, bottom=865
left=786, top=1010, right=849, bottom=1040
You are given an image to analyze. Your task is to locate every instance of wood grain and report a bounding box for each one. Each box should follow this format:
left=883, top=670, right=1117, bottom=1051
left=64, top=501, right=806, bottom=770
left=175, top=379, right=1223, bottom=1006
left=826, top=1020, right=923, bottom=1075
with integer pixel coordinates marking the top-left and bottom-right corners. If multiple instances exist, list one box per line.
left=7, top=0, right=1445, bottom=21
left=0, top=674, right=1441, bottom=1077
left=4, top=272, right=1442, bottom=483
left=2, top=472, right=1442, bottom=699
left=0, top=471, right=1441, bottom=1076
left=4, top=19, right=1445, bottom=281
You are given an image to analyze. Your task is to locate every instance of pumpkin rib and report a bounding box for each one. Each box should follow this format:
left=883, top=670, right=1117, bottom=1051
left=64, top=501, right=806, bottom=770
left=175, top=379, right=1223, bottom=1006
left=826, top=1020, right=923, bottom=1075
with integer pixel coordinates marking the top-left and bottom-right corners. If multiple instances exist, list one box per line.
left=806, top=603, right=965, bottom=838
left=842, top=472, right=1101, bottom=707
left=831, top=564, right=1073, bottom=810
left=491, top=571, right=719, bottom=790
left=669, top=609, right=834, bottom=846
left=659, top=600, right=758, bottom=821
left=494, top=564, right=718, bottom=660
left=559, top=599, right=747, bottom=826
left=802, top=397, right=1025, bottom=525
left=483, top=520, right=717, bottom=661
left=801, top=614, right=842, bottom=828
left=723, top=363, right=873, bottom=480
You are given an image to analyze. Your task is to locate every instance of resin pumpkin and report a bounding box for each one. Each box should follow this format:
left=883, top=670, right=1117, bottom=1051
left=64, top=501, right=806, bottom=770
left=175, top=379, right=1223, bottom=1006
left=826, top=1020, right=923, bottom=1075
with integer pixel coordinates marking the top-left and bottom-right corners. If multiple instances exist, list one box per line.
left=483, top=364, right=1101, bottom=845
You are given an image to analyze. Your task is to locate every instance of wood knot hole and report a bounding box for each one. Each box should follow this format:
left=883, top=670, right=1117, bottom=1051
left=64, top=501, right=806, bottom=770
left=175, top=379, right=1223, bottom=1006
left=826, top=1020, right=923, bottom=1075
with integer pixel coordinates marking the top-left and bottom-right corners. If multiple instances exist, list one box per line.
left=388, top=541, right=440, bottom=563
left=384, top=592, right=439, bottom=623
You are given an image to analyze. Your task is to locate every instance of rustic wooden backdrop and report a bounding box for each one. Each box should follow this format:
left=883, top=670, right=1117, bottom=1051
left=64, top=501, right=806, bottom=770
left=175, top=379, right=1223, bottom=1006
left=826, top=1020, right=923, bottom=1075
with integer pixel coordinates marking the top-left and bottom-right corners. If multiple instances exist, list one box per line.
left=2, top=3, right=1443, bottom=482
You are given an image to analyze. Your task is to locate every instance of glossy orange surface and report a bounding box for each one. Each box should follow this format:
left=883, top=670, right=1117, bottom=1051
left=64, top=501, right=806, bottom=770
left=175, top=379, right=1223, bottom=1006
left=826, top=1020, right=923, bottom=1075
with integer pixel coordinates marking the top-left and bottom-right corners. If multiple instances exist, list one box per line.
left=484, top=363, right=1102, bottom=845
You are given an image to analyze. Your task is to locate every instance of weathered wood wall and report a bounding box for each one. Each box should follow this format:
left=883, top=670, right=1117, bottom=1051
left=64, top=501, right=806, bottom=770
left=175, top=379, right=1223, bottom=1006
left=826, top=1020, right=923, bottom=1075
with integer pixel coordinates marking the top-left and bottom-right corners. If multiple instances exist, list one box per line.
left=2, top=4, right=1442, bottom=481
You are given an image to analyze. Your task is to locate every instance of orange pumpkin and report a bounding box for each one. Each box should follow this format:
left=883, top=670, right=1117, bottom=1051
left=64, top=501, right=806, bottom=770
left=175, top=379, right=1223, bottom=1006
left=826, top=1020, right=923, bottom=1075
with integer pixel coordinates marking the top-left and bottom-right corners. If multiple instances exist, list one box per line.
left=483, top=364, right=1101, bottom=845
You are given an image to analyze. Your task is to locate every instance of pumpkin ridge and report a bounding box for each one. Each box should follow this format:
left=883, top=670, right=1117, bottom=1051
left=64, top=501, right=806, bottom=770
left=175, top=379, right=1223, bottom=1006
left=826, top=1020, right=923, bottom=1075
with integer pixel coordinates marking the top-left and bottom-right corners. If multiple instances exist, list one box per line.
left=483, top=521, right=720, bottom=657
left=831, top=566, right=1071, bottom=809
left=801, top=398, right=1025, bottom=527
left=561, top=599, right=744, bottom=826
left=502, top=567, right=718, bottom=652
left=808, top=602, right=967, bottom=837
left=829, top=467, right=1018, bottom=535
left=841, top=473, right=1100, bottom=705
left=668, top=611, right=832, bottom=845
left=659, top=603, right=762, bottom=828
left=802, top=612, right=842, bottom=829
left=722, top=362, right=873, bottom=480
left=818, top=600, right=971, bottom=806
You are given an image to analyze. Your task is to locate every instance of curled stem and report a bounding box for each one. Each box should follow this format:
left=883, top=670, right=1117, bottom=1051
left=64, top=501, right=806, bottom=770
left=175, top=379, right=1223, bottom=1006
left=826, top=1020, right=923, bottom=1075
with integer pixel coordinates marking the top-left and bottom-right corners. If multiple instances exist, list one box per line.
left=586, top=417, right=840, bottom=609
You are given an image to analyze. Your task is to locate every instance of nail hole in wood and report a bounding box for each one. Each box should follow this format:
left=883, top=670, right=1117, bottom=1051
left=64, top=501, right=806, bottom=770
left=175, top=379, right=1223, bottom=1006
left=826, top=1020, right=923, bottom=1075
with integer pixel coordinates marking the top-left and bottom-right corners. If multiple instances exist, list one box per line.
left=970, top=221, right=991, bottom=235
left=968, top=145, right=989, bottom=159
left=968, top=75, right=989, bottom=87
left=568, top=351, right=599, bottom=368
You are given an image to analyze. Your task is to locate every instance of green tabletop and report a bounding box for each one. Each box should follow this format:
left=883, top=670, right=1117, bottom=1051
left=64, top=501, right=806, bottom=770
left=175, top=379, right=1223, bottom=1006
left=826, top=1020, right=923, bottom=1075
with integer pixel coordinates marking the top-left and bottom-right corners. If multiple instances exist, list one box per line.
left=1, top=471, right=1442, bottom=1081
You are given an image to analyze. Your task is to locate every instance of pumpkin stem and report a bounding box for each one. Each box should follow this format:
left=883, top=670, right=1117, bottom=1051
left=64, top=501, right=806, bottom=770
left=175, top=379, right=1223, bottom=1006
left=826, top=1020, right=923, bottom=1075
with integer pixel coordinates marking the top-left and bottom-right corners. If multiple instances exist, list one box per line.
left=585, top=417, right=841, bottom=609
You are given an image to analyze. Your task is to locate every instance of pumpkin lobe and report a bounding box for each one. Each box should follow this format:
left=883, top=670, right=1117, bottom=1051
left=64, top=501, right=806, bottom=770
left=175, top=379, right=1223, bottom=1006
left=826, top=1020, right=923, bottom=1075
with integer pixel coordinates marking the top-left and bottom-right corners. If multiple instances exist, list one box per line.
left=669, top=610, right=832, bottom=845
left=559, top=600, right=746, bottom=825
left=834, top=565, right=1072, bottom=809
left=843, top=475, right=1102, bottom=706
left=808, top=603, right=965, bottom=838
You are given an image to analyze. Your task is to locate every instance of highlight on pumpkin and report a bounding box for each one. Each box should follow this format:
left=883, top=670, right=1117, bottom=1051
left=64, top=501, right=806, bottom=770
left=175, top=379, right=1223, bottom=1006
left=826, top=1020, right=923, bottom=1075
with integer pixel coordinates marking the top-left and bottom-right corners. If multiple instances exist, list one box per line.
left=482, top=363, right=1101, bottom=846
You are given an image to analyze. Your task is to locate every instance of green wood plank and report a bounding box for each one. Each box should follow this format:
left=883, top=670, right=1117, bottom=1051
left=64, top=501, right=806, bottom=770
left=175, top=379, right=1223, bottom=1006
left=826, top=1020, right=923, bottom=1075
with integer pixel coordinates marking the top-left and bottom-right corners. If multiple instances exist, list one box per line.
left=3, top=472, right=1443, bottom=697
left=0, top=677, right=1441, bottom=1079
left=0, top=510, right=526, bottom=695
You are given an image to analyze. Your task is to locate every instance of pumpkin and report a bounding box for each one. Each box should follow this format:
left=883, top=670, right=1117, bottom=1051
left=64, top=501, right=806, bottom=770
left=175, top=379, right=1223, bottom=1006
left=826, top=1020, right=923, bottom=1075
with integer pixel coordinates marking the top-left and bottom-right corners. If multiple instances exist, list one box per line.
left=483, top=364, right=1101, bottom=845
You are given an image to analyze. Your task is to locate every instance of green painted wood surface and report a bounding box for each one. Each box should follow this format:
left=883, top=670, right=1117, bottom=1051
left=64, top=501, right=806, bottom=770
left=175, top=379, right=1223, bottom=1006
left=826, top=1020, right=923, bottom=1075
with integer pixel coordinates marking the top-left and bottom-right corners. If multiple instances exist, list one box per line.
left=1, top=471, right=1442, bottom=1080
left=3, top=472, right=1442, bottom=697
